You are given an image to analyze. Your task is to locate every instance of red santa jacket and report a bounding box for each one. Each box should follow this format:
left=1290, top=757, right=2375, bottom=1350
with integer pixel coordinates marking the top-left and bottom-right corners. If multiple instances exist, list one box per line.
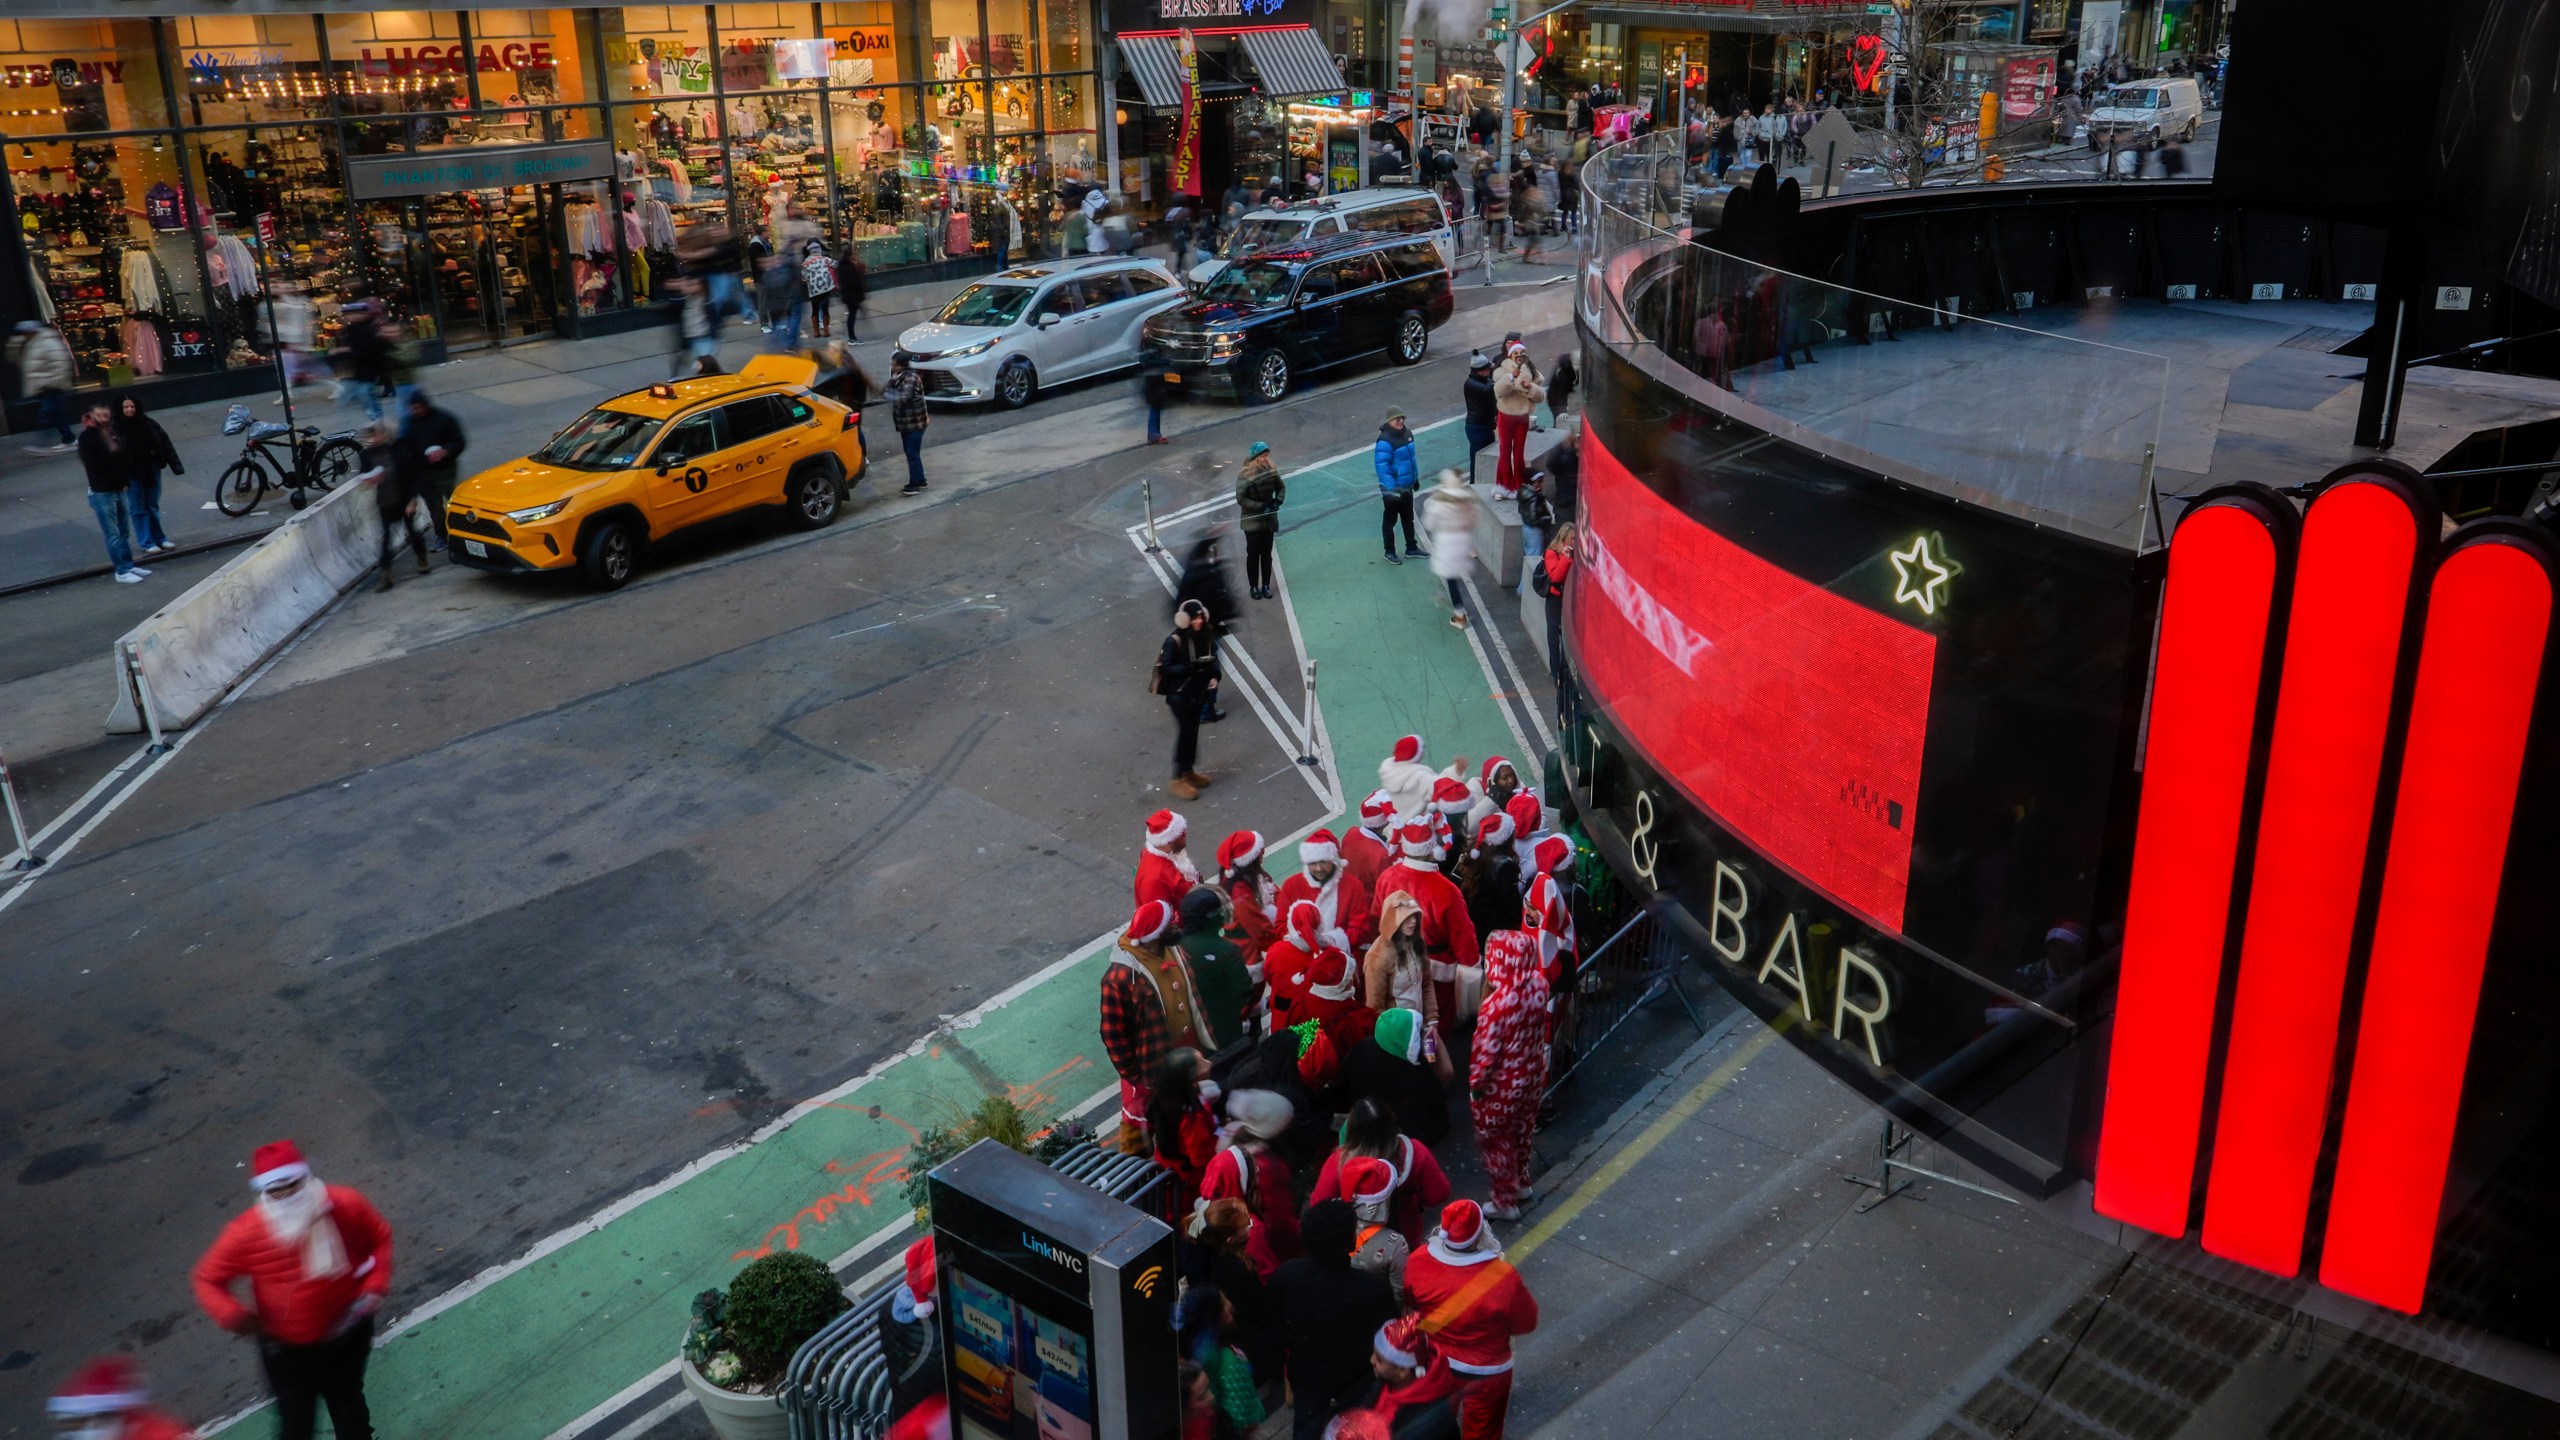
left=1199, top=1140, right=1303, bottom=1265
left=192, top=1186, right=394, bottom=1346
left=1305, top=1136, right=1452, bottom=1247
left=1135, top=848, right=1198, bottom=917
left=1370, top=859, right=1480, bottom=980
left=1274, top=868, right=1376, bottom=955
left=1340, top=822, right=1394, bottom=896
left=1405, top=1243, right=1540, bottom=1373
left=1225, top=876, right=1278, bottom=978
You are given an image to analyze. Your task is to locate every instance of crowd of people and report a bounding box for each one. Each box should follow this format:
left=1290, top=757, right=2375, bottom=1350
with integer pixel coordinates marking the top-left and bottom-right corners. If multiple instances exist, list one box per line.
left=1100, top=729, right=1582, bottom=1438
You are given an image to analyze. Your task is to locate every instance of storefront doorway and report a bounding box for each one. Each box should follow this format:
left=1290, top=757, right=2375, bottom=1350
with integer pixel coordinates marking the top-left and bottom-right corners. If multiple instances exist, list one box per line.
left=413, top=185, right=567, bottom=348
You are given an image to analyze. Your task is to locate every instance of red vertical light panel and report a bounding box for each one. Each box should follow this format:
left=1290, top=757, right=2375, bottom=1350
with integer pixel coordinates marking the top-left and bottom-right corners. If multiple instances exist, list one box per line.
left=2201, top=477, right=2425, bottom=1276
left=2320, top=536, right=2554, bottom=1313
left=2094, top=502, right=2285, bottom=1237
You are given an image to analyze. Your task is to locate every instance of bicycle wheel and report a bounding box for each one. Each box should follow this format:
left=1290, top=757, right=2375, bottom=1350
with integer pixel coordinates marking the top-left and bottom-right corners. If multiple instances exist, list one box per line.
left=215, top=458, right=269, bottom=518
left=307, top=437, right=364, bottom=494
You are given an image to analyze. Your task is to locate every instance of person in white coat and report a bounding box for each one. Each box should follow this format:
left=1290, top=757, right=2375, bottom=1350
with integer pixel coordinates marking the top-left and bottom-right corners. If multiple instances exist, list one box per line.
left=1418, top=469, right=1478, bottom=629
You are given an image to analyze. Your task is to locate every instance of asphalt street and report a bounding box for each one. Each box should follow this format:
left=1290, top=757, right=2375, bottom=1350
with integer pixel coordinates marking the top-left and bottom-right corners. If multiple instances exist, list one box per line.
left=0, top=273, right=1574, bottom=1432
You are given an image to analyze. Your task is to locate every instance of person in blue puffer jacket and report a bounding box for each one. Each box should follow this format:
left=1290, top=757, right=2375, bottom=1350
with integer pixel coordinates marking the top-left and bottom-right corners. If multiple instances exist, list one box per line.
left=1373, top=408, right=1424, bottom=564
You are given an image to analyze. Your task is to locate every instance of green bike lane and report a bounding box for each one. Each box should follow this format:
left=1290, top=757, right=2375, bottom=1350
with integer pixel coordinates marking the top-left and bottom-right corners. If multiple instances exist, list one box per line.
left=293, top=418, right=1528, bottom=1440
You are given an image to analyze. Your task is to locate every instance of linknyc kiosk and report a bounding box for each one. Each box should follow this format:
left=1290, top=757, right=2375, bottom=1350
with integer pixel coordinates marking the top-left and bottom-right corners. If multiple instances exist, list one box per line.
left=927, top=1140, right=1178, bottom=1440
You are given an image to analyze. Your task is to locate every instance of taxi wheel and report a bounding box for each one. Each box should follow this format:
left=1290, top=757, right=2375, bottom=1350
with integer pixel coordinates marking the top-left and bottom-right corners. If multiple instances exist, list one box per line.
left=788, top=462, right=842, bottom=529
left=579, top=516, right=640, bottom=591
left=996, top=357, right=1038, bottom=409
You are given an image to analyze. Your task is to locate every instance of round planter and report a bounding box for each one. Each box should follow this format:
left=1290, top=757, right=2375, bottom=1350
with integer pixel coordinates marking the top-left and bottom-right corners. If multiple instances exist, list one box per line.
left=679, top=1354, right=791, bottom=1440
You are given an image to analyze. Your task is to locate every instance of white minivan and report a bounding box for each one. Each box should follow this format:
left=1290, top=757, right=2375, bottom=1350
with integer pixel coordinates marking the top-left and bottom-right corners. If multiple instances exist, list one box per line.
left=894, top=255, right=1189, bottom=409
left=1189, top=188, right=1458, bottom=286
left=2088, top=77, right=2205, bottom=146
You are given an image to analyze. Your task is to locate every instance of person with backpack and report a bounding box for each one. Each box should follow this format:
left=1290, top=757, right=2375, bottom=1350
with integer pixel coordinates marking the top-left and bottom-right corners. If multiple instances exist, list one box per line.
left=801, top=240, right=839, bottom=338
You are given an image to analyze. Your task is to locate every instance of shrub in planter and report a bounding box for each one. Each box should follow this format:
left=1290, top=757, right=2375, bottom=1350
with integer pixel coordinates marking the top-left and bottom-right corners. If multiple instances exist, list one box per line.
left=897, top=1094, right=1093, bottom=1224
left=687, top=1251, right=850, bottom=1394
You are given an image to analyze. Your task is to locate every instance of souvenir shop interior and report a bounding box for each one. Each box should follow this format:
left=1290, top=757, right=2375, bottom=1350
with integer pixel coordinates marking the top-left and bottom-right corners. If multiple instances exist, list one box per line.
left=0, top=3, right=1105, bottom=413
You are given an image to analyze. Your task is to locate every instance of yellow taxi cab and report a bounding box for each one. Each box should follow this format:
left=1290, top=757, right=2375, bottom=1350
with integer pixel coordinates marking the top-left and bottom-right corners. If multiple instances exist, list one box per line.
left=445, top=355, right=866, bottom=589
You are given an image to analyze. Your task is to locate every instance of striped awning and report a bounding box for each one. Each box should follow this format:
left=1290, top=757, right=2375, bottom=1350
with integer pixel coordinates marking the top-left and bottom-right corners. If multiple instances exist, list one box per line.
left=1116, top=34, right=1185, bottom=110
left=1239, top=26, right=1345, bottom=100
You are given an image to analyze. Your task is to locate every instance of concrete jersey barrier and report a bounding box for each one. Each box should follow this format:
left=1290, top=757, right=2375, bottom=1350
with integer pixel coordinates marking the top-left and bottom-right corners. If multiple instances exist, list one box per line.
left=105, top=465, right=381, bottom=734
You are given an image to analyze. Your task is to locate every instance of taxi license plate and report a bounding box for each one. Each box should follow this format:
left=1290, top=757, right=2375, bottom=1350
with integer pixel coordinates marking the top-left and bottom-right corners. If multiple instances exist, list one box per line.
left=463, top=540, right=488, bottom=558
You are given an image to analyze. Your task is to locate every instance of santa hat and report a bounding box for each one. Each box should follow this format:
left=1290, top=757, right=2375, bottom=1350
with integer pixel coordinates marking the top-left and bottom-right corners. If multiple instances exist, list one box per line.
left=251, top=1139, right=310, bottom=1191
left=1299, top=829, right=1340, bottom=867
left=1343, top=1156, right=1397, bottom=1209
left=1397, top=819, right=1438, bottom=859
left=1476, top=812, right=1516, bottom=849
left=903, top=1237, right=938, bottom=1319
left=1146, top=809, right=1187, bottom=848
left=48, top=1357, right=148, bottom=1418
left=1127, top=900, right=1176, bottom=944
left=1359, top=790, right=1396, bottom=830
left=1432, top=812, right=1457, bottom=856
left=1525, top=873, right=1570, bottom=933
left=1218, top=830, right=1266, bottom=873
left=1373, top=1314, right=1432, bottom=1370
left=1373, top=1007, right=1425, bottom=1062
left=1225, top=1088, right=1293, bottom=1140
left=1427, top=1198, right=1503, bottom=1265
left=1480, top=756, right=1515, bottom=789
left=1430, top=777, right=1473, bottom=815
left=1530, top=833, right=1573, bottom=876
left=1505, top=791, right=1544, bottom=837
left=1288, top=899, right=1324, bottom=948
left=1308, top=946, right=1358, bottom=1002
left=1390, top=735, right=1424, bottom=765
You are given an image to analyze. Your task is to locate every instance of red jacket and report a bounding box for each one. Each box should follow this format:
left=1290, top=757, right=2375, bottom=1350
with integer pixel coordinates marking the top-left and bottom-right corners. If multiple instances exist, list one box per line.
left=1370, top=860, right=1480, bottom=979
left=116, top=1414, right=196, bottom=1440
left=1135, top=850, right=1198, bottom=917
left=1340, top=824, right=1394, bottom=896
left=192, top=1186, right=394, bottom=1346
left=1405, top=1244, right=1539, bottom=1373
left=1274, top=869, right=1376, bottom=955
left=1305, top=1137, right=1452, bottom=1247
left=1200, top=1141, right=1302, bottom=1264
left=1226, top=877, right=1278, bottom=978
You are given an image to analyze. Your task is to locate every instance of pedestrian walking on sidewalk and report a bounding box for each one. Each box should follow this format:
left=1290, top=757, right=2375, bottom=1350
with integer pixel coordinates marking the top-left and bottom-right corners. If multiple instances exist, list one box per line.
left=1461, top=355, right=1497, bottom=484
left=1373, top=411, right=1425, bottom=563
left=1236, top=440, right=1286, bottom=599
left=801, top=240, right=839, bottom=338
left=47, top=1356, right=197, bottom=1440
left=360, top=420, right=430, bottom=592
left=13, top=320, right=77, bottom=451
left=1470, top=930, right=1552, bottom=1219
left=1272, top=1202, right=1401, bottom=1440
left=115, top=396, right=183, bottom=555
left=1157, top=599, right=1221, bottom=798
left=397, top=392, right=466, bottom=551
left=1142, top=348, right=1179, bottom=444
left=1404, top=1200, right=1540, bottom=1440
left=192, top=1140, right=394, bottom=1440
left=77, top=403, right=149, bottom=584
left=887, top=353, right=929, bottom=494
left=1419, top=470, right=1479, bottom=627
left=1491, top=346, right=1544, bottom=495
left=760, top=249, right=807, bottom=352
left=1103, top=904, right=1214, bottom=1154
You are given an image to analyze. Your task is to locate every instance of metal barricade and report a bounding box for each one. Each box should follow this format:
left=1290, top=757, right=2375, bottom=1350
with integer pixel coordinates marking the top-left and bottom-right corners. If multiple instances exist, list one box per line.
left=781, top=1147, right=1170, bottom=1440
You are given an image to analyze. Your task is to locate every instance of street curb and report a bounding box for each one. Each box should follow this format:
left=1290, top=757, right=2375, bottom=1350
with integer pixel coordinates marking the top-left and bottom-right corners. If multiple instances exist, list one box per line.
left=0, top=528, right=268, bottom=600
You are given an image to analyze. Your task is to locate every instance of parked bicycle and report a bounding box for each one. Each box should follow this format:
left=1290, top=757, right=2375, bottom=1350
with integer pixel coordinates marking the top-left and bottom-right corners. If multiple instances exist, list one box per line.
left=213, top=404, right=365, bottom=517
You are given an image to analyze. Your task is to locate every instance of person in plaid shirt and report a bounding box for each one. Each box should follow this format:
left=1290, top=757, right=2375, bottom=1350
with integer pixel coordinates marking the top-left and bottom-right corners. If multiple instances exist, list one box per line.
left=1101, top=899, right=1213, bottom=1153
left=887, top=352, right=929, bottom=495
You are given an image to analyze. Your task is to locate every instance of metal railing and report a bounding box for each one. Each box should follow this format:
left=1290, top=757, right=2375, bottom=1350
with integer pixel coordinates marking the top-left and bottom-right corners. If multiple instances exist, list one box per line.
left=780, top=1148, right=1168, bottom=1440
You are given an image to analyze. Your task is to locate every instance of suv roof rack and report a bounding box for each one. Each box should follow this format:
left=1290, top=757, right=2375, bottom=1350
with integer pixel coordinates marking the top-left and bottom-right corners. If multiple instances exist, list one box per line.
left=1235, top=230, right=1422, bottom=264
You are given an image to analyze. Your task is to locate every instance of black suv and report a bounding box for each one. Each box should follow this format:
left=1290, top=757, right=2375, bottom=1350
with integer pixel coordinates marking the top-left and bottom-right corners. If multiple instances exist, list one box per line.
left=1143, top=232, right=1455, bottom=403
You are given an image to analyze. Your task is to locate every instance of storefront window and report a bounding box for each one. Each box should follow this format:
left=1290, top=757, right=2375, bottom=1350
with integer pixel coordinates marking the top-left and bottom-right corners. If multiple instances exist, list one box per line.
left=466, top=10, right=598, bottom=109
left=718, top=5, right=826, bottom=94
left=828, top=85, right=941, bottom=270
left=821, top=3, right=910, bottom=87
left=927, top=0, right=981, bottom=93
left=11, top=134, right=211, bottom=387
left=985, top=0, right=1032, bottom=78
left=614, top=95, right=731, bottom=256
left=324, top=13, right=470, bottom=118
left=1039, top=0, right=1091, bottom=76
left=171, top=17, right=334, bottom=127
left=0, top=20, right=173, bottom=136
left=602, top=6, right=717, bottom=104
left=175, top=124, right=351, bottom=374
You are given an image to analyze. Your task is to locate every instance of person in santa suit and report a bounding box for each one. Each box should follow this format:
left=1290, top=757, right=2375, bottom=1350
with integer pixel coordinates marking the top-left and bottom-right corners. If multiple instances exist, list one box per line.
left=875, top=1237, right=943, bottom=1422
left=1463, top=756, right=1524, bottom=830
left=1218, top=829, right=1281, bottom=979
left=1377, top=734, right=1467, bottom=820
left=1427, top=777, right=1475, bottom=872
left=1263, top=899, right=1324, bottom=1035
left=1341, top=790, right=1399, bottom=894
left=1197, top=1087, right=1304, bottom=1264
left=1299, top=936, right=1374, bottom=1047
left=1275, top=828, right=1375, bottom=955
left=1305, top=1095, right=1453, bottom=1248
left=1370, top=819, right=1479, bottom=1027
left=1137, top=808, right=1201, bottom=916
left=1101, top=900, right=1215, bottom=1152
left=1456, top=812, right=1521, bottom=945
left=1328, top=1314, right=1462, bottom=1439
left=191, top=1141, right=394, bottom=1440
left=1523, top=862, right=1574, bottom=991
left=46, top=1356, right=196, bottom=1440
left=1468, top=927, right=1551, bottom=1220
left=1504, top=793, right=1550, bottom=876
left=1403, top=1200, right=1540, bottom=1440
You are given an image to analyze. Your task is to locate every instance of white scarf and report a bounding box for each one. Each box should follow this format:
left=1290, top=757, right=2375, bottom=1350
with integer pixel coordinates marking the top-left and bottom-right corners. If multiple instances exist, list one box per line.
left=1302, top=869, right=1350, bottom=951
left=1146, top=839, right=1199, bottom=885
left=258, top=1180, right=350, bottom=1281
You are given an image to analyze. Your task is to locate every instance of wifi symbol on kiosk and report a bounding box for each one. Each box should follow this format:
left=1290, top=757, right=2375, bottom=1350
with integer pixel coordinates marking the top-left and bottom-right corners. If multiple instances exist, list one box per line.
left=1133, top=1265, right=1163, bottom=1300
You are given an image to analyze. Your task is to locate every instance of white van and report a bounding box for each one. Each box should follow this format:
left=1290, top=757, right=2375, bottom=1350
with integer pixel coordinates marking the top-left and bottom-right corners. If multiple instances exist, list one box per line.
left=2088, top=77, right=2205, bottom=145
left=1189, top=188, right=1457, bottom=286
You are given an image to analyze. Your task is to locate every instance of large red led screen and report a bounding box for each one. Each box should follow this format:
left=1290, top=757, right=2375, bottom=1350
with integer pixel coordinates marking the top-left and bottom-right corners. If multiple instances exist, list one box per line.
left=1573, top=429, right=1938, bottom=932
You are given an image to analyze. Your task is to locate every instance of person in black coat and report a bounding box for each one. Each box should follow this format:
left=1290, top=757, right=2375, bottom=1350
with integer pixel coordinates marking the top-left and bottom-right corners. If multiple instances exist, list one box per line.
left=1460, top=353, right=1497, bottom=484
left=1546, top=352, right=1578, bottom=425
left=396, top=391, right=466, bottom=550
left=1160, top=598, right=1220, bottom=800
left=1271, top=1202, right=1400, bottom=1440
left=362, top=420, right=430, bottom=591
left=1339, top=1009, right=1449, bottom=1146
left=1142, top=347, right=1178, bottom=445
left=113, top=395, right=183, bottom=554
